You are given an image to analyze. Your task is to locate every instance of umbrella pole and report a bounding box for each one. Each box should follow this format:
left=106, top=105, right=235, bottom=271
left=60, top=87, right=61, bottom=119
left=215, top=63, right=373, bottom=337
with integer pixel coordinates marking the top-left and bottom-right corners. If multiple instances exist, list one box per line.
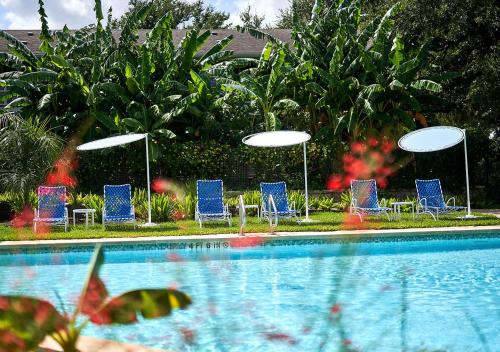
left=463, top=130, right=472, bottom=217
left=303, top=142, right=309, bottom=220
left=144, top=133, right=154, bottom=226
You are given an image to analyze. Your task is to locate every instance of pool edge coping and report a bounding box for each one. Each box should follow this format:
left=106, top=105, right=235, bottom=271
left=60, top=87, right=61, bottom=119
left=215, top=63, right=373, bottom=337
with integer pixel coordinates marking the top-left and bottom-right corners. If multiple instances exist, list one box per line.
left=1, top=225, right=499, bottom=248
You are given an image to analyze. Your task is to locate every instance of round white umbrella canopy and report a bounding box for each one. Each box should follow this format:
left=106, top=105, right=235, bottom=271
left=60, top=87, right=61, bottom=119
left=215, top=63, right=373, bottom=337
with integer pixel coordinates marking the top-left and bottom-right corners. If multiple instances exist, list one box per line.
left=242, top=130, right=311, bottom=147
left=398, top=126, right=464, bottom=152
left=77, top=134, right=145, bottom=151
left=77, top=133, right=156, bottom=226
left=398, top=126, right=473, bottom=218
left=243, top=131, right=313, bottom=222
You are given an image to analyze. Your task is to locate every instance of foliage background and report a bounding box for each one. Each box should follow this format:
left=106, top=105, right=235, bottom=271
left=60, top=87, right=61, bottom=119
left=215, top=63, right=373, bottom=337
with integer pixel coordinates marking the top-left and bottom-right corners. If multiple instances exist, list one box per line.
left=0, top=0, right=498, bottom=206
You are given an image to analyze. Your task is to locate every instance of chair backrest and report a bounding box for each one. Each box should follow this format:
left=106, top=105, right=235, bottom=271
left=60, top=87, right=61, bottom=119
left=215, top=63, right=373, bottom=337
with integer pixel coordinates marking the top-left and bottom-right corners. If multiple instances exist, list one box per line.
left=37, top=186, right=66, bottom=219
left=351, top=179, right=380, bottom=209
left=197, top=180, right=224, bottom=214
left=260, top=182, right=289, bottom=212
left=104, top=184, right=133, bottom=218
left=415, top=179, right=446, bottom=208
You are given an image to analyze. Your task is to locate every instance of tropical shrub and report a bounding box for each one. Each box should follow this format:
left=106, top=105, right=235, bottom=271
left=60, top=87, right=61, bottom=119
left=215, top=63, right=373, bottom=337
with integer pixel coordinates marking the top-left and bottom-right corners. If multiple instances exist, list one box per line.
left=81, top=193, right=104, bottom=222
left=135, top=193, right=177, bottom=222
left=0, top=114, right=62, bottom=204
left=0, top=191, right=37, bottom=214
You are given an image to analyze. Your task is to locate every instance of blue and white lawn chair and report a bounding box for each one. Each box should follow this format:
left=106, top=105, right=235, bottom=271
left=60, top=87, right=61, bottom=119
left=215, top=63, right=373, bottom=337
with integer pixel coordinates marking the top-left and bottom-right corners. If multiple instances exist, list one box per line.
left=195, top=180, right=232, bottom=228
left=350, top=179, right=391, bottom=222
left=33, top=186, right=69, bottom=232
left=103, top=184, right=136, bottom=227
left=415, top=179, right=466, bottom=220
left=260, top=182, right=299, bottom=224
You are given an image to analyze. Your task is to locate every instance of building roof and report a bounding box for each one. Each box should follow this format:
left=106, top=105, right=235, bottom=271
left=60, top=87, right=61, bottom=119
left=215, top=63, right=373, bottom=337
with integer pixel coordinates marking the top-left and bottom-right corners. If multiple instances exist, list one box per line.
left=0, top=29, right=292, bottom=58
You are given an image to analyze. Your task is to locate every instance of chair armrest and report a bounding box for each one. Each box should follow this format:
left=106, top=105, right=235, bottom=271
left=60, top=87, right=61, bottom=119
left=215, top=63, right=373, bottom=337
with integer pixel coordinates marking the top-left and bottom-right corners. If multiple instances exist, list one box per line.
left=224, top=203, right=230, bottom=213
left=33, top=208, right=38, bottom=218
left=131, top=205, right=135, bottom=215
left=446, top=197, right=456, bottom=206
left=290, top=201, right=296, bottom=211
left=269, top=195, right=278, bottom=214
left=350, top=198, right=357, bottom=213
left=418, top=197, right=427, bottom=208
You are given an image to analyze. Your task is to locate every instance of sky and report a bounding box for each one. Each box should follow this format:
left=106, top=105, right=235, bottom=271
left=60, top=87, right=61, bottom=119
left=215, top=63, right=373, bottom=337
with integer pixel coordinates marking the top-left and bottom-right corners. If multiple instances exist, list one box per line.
left=0, top=0, right=290, bottom=29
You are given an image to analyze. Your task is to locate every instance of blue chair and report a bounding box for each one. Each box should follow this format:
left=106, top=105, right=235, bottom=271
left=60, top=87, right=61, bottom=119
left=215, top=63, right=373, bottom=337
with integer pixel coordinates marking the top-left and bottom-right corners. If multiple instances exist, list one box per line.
left=260, top=182, right=299, bottom=224
left=350, top=179, right=391, bottom=222
left=33, top=186, right=68, bottom=232
left=415, top=179, right=466, bottom=220
left=103, top=184, right=136, bottom=227
left=196, top=180, right=231, bottom=228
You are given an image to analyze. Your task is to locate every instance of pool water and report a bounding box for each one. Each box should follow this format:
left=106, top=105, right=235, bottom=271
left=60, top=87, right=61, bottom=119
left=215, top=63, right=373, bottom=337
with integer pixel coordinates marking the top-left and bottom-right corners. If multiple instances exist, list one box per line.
left=1, top=235, right=499, bottom=352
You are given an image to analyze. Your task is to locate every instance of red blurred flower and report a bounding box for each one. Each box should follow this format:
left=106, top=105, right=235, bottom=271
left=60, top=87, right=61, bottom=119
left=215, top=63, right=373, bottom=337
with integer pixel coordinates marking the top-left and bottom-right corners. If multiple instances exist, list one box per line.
left=345, top=159, right=370, bottom=179
left=368, top=137, right=379, bottom=147
left=180, top=327, right=195, bottom=344
left=0, top=297, right=8, bottom=310
left=341, top=214, right=365, bottom=230
left=381, top=140, right=395, bottom=154
left=173, top=210, right=185, bottom=220
left=230, top=236, right=264, bottom=248
left=264, top=333, right=297, bottom=345
left=343, top=338, right=352, bottom=346
left=330, top=303, right=341, bottom=314
left=167, top=253, right=184, bottom=262
left=342, top=154, right=355, bottom=164
left=326, top=175, right=343, bottom=191
left=11, top=207, right=34, bottom=228
left=376, top=176, right=388, bottom=189
left=46, top=157, right=77, bottom=187
left=376, top=166, right=393, bottom=177
left=369, top=151, right=384, bottom=164
left=351, top=142, right=367, bottom=154
left=152, top=178, right=170, bottom=193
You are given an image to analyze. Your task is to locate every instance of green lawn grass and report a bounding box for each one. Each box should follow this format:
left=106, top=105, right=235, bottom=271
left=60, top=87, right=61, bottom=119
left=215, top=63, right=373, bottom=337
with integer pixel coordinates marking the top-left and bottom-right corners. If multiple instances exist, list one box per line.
left=0, top=211, right=499, bottom=242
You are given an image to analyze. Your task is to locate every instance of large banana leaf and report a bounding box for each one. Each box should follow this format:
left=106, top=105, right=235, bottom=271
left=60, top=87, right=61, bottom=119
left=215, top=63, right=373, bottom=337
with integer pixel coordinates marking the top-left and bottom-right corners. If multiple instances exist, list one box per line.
left=411, top=80, right=442, bottom=93
left=198, top=34, right=233, bottom=64
left=0, top=30, right=37, bottom=66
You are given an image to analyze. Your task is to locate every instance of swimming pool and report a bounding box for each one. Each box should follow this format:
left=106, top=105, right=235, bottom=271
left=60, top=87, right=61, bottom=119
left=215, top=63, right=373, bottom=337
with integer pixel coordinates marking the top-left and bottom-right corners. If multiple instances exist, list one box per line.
left=1, top=232, right=499, bottom=351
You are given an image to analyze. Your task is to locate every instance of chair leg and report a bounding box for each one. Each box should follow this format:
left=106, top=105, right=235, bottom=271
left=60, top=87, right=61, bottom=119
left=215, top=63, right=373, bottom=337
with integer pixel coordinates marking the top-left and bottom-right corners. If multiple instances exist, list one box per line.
left=355, top=212, right=363, bottom=222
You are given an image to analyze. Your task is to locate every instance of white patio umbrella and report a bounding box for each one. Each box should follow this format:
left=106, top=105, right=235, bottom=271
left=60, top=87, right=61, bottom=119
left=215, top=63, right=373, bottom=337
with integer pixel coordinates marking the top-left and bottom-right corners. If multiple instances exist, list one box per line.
left=242, top=130, right=316, bottom=222
left=398, top=126, right=476, bottom=219
left=77, top=133, right=156, bottom=226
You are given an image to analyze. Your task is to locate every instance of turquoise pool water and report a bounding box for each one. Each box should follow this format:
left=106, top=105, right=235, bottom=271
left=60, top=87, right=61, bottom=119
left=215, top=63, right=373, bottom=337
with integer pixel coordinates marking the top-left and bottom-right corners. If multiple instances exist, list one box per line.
left=1, top=234, right=499, bottom=351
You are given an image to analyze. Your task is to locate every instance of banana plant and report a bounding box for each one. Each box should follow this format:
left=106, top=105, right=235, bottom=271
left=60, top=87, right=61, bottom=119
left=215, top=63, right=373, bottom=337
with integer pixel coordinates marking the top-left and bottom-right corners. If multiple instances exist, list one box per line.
left=292, top=0, right=443, bottom=139
left=219, top=43, right=300, bottom=131
left=0, top=245, right=191, bottom=352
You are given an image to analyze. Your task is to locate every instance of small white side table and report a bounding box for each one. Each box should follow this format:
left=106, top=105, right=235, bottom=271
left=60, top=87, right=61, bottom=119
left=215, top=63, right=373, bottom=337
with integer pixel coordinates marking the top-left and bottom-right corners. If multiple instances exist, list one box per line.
left=244, top=204, right=260, bottom=220
left=73, top=208, right=96, bottom=228
left=391, top=201, right=414, bottom=221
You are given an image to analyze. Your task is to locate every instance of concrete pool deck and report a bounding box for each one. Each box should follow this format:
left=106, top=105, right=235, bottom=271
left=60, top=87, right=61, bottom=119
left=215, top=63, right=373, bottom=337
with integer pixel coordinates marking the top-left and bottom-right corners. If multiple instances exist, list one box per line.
left=2, top=225, right=499, bottom=249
